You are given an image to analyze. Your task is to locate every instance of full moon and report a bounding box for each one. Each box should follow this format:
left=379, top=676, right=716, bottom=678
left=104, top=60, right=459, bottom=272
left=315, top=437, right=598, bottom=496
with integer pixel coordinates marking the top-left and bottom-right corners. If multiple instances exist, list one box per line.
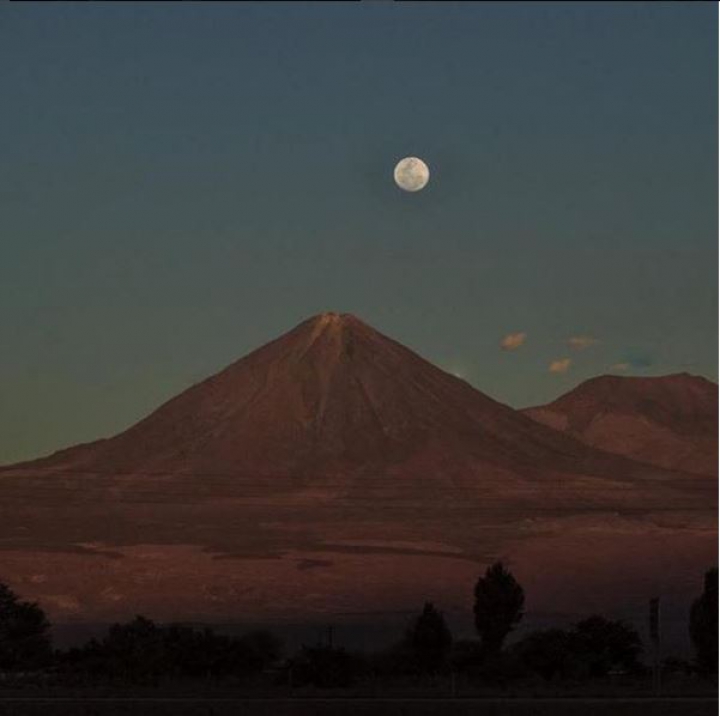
left=393, top=156, right=430, bottom=192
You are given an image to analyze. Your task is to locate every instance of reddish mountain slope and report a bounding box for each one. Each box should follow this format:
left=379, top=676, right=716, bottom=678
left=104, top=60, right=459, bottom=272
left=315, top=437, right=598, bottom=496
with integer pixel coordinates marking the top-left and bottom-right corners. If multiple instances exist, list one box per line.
left=523, top=374, right=718, bottom=475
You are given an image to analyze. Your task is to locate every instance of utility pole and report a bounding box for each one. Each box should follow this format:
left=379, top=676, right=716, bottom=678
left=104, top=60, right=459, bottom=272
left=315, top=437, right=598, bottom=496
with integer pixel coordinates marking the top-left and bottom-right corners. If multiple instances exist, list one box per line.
left=649, top=596, right=661, bottom=695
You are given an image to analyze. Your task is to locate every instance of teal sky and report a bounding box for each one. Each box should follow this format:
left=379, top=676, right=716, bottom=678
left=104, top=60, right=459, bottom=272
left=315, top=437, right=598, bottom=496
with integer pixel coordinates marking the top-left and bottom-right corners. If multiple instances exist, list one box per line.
left=1, top=2, right=717, bottom=464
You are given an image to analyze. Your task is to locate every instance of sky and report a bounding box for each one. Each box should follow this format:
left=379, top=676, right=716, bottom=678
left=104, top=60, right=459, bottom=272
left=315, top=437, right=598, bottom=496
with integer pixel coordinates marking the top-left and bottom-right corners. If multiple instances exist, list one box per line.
left=1, top=1, right=717, bottom=464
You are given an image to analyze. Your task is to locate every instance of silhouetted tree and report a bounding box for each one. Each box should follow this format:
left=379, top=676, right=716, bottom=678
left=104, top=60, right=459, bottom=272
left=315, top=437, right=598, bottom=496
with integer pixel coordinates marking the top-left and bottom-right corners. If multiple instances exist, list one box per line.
left=162, top=625, right=226, bottom=679
left=450, top=639, right=484, bottom=675
left=689, top=568, right=718, bottom=677
left=513, top=628, right=573, bottom=681
left=473, top=562, right=524, bottom=657
left=661, top=657, right=694, bottom=679
left=0, top=582, right=52, bottom=671
left=290, top=644, right=365, bottom=688
left=101, top=615, right=167, bottom=683
left=513, top=617, right=642, bottom=681
left=405, top=602, right=453, bottom=674
left=64, top=618, right=284, bottom=684
left=234, top=629, right=283, bottom=674
left=570, top=616, right=642, bottom=678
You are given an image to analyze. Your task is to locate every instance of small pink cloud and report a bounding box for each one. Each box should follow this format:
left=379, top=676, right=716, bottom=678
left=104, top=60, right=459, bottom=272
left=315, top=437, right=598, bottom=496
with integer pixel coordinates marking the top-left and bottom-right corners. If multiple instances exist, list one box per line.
left=567, top=336, right=599, bottom=350
left=549, top=357, right=572, bottom=374
left=500, top=332, right=526, bottom=351
left=610, top=362, right=631, bottom=372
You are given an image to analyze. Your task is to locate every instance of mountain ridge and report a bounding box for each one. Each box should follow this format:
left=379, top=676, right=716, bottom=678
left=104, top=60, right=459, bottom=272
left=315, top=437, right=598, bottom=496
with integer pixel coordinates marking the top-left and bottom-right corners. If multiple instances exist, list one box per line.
left=523, top=372, right=717, bottom=475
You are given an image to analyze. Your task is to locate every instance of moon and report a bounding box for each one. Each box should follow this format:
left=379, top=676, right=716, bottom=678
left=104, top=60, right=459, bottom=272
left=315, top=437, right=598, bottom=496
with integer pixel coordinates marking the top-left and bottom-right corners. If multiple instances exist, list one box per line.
left=393, top=156, right=430, bottom=192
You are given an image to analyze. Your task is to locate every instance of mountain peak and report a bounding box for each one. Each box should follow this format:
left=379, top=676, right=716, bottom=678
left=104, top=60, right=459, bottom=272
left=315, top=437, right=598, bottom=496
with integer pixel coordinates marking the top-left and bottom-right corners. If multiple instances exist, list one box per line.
left=314, top=311, right=350, bottom=322
left=294, top=312, right=369, bottom=361
left=307, top=312, right=364, bottom=331
left=308, top=311, right=358, bottom=330
left=523, top=373, right=718, bottom=475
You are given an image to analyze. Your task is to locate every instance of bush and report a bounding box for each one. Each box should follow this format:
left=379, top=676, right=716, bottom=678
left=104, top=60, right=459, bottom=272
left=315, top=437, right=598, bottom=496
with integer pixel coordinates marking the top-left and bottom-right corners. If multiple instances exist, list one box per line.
left=512, top=628, right=574, bottom=681
left=290, top=644, right=367, bottom=688
left=513, top=616, right=643, bottom=681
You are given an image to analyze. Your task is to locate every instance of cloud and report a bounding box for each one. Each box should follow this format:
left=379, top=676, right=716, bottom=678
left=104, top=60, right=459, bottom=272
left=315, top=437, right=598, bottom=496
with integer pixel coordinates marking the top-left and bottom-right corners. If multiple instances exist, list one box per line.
left=549, top=357, right=572, bottom=374
left=611, top=354, right=654, bottom=372
left=567, top=335, right=599, bottom=350
left=610, top=362, right=631, bottom=372
left=500, top=332, right=526, bottom=351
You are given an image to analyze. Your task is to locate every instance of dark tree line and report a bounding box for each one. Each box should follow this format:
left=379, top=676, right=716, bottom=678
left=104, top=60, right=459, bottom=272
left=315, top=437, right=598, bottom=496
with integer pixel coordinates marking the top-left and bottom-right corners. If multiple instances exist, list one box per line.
left=391, top=563, right=642, bottom=682
left=0, top=563, right=715, bottom=687
left=61, top=616, right=282, bottom=684
left=513, top=616, right=642, bottom=681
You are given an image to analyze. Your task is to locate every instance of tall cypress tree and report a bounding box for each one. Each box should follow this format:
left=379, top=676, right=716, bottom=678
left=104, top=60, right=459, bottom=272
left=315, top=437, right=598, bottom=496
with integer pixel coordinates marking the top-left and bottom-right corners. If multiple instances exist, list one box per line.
left=473, top=562, right=525, bottom=657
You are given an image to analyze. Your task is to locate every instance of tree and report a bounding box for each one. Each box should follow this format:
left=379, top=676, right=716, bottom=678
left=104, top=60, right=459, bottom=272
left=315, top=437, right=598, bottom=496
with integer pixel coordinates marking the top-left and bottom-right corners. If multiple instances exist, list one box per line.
left=162, top=624, right=225, bottom=679
left=514, top=617, right=643, bottom=681
left=405, top=602, right=453, bottom=674
left=689, top=568, right=718, bottom=676
left=66, top=618, right=285, bottom=683
left=570, top=616, right=642, bottom=678
left=290, top=644, right=366, bottom=688
left=0, top=582, right=52, bottom=671
left=100, top=615, right=167, bottom=683
left=450, top=639, right=484, bottom=675
left=473, top=562, right=524, bottom=657
left=513, top=628, right=573, bottom=681
left=234, top=629, right=283, bottom=673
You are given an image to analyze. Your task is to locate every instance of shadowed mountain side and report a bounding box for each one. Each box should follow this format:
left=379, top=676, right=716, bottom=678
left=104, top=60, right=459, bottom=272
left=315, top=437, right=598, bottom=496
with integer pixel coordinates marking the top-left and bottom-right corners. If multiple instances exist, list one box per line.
left=523, top=374, right=718, bottom=476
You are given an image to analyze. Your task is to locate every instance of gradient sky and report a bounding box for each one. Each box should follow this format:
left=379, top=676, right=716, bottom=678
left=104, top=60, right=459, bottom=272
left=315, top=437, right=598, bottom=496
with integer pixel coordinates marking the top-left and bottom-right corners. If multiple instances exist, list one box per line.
left=1, top=2, right=717, bottom=464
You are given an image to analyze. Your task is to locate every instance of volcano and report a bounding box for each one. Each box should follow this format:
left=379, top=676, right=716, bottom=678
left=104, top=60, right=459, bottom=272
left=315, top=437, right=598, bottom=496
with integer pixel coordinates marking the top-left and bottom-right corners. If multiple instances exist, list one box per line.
left=0, top=314, right=715, bottom=637
left=523, top=373, right=718, bottom=476
left=3, top=313, right=703, bottom=496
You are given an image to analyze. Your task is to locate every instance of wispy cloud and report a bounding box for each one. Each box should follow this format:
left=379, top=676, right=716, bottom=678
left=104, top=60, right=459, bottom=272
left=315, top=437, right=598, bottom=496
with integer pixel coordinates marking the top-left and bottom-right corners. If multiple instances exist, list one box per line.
left=500, top=332, right=526, bottom=351
left=549, top=357, right=572, bottom=374
left=610, top=362, right=631, bottom=372
left=567, top=335, right=599, bottom=350
left=610, top=354, right=654, bottom=372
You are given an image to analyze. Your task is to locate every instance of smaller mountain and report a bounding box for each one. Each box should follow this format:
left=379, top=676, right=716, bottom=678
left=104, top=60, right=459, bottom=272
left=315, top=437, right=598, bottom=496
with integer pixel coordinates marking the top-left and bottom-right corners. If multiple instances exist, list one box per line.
left=523, top=373, right=718, bottom=476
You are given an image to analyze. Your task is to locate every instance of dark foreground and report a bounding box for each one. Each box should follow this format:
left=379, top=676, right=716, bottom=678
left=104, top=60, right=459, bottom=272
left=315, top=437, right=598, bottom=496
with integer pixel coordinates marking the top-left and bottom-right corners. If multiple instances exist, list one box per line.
left=0, top=697, right=716, bottom=716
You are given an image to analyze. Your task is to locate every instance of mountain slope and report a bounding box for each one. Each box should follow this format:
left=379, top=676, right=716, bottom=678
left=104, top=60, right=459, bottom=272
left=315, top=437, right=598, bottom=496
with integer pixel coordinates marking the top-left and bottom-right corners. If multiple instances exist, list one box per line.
left=523, top=373, right=718, bottom=475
